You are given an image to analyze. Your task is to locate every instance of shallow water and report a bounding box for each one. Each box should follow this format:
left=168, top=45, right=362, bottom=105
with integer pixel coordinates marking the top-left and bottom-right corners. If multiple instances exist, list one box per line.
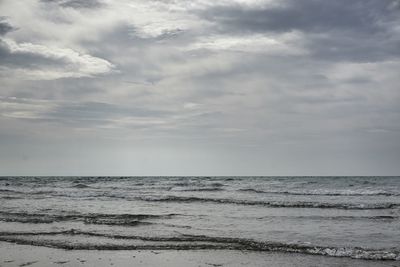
left=0, top=176, right=399, bottom=261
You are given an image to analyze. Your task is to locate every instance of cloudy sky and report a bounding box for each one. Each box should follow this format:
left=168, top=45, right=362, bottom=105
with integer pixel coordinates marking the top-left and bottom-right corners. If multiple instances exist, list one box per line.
left=0, top=0, right=399, bottom=176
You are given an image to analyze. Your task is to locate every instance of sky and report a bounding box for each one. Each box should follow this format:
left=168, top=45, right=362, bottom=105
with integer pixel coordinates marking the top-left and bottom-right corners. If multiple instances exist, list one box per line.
left=0, top=0, right=399, bottom=176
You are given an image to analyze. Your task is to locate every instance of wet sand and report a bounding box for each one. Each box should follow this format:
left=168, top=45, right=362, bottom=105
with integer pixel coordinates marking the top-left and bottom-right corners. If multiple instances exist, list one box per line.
left=1, top=242, right=399, bottom=267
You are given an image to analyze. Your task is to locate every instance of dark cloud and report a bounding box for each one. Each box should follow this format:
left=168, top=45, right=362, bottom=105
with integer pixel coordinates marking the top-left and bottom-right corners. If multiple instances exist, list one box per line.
left=305, top=31, right=400, bottom=62
left=198, top=0, right=400, bottom=62
left=201, top=0, right=399, bottom=34
left=0, top=17, right=15, bottom=35
left=41, top=0, right=103, bottom=9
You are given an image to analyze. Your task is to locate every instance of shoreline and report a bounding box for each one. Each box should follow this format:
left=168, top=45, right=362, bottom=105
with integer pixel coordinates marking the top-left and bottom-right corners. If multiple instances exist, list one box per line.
left=1, top=242, right=399, bottom=267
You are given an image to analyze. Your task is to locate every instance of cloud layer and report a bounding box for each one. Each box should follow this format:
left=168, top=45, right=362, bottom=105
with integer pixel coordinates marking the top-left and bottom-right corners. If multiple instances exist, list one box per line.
left=0, top=0, right=399, bottom=175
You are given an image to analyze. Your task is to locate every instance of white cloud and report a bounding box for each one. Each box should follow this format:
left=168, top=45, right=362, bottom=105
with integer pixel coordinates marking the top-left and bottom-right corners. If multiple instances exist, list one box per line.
left=1, top=38, right=114, bottom=79
left=187, top=32, right=307, bottom=55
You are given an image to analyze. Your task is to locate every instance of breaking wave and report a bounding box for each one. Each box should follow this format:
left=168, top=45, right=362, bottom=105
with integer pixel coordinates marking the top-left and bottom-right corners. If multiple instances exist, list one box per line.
left=136, top=196, right=399, bottom=210
left=238, top=188, right=397, bottom=196
left=0, top=230, right=398, bottom=261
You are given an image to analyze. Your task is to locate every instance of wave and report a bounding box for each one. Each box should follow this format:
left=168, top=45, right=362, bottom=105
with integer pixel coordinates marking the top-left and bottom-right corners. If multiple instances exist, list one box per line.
left=0, top=189, right=16, bottom=193
left=172, top=182, right=224, bottom=187
left=174, top=187, right=224, bottom=192
left=0, top=189, right=58, bottom=197
left=238, top=188, right=397, bottom=196
left=0, top=230, right=398, bottom=261
left=72, top=184, right=91, bottom=189
left=0, top=196, right=24, bottom=200
left=0, top=211, right=177, bottom=225
left=136, top=196, right=399, bottom=210
left=5, top=190, right=55, bottom=195
left=255, top=215, right=399, bottom=221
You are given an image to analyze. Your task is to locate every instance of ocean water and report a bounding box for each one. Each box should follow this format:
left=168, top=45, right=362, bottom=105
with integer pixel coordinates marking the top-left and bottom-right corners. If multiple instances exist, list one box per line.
left=0, top=176, right=399, bottom=261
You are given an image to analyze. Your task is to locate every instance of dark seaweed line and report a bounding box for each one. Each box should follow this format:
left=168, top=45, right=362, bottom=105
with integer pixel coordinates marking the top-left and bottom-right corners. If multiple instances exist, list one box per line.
left=0, top=230, right=399, bottom=261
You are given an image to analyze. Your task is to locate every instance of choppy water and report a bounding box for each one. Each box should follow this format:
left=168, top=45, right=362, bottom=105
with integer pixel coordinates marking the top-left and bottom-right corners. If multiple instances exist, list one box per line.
left=0, top=176, right=399, bottom=261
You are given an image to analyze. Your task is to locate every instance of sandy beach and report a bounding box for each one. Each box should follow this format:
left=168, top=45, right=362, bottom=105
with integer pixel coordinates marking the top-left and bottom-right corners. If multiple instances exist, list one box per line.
left=1, top=242, right=399, bottom=267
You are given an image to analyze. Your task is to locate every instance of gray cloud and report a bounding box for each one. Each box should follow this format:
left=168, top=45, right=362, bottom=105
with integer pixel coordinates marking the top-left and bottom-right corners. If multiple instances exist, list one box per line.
left=305, top=31, right=400, bottom=62
left=41, top=0, right=104, bottom=9
left=198, top=0, right=400, bottom=62
left=200, top=0, right=399, bottom=34
left=0, top=96, right=173, bottom=127
left=0, top=39, right=63, bottom=68
left=0, top=17, right=15, bottom=35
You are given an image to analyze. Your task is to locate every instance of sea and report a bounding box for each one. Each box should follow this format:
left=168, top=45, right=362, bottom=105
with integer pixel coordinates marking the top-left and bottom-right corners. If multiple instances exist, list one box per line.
left=0, top=176, right=399, bottom=262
